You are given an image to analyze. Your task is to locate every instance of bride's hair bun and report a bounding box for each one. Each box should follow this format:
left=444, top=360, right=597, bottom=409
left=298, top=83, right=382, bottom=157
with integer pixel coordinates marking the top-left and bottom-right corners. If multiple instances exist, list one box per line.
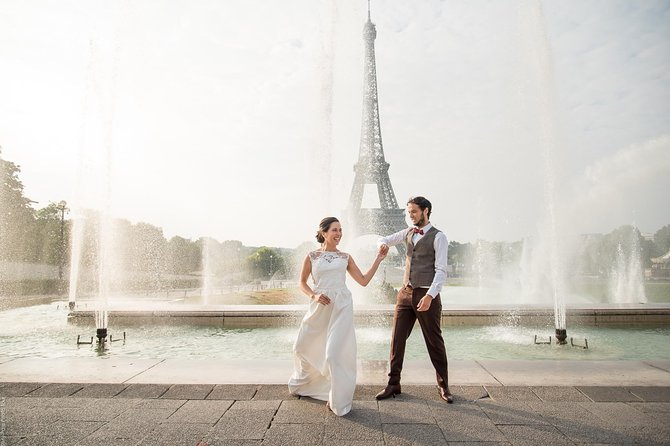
left=316, top=217, right=339, bottom=243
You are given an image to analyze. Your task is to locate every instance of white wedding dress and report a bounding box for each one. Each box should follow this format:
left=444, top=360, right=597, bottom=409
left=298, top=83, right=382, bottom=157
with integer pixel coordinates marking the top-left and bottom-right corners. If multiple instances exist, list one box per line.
left=288, top=250, right=356, bottom=416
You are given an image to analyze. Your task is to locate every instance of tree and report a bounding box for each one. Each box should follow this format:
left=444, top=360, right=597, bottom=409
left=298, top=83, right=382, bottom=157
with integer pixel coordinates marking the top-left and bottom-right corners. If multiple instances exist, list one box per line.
left=32, top=201, right=70, bottom=269
left=595, top=225, right=644, bottom=276
left=654, top=225, right=670, bottom=256
left=0, top=148, right=36, bottom=261
left=166, top=236, right=200, bottom=275
left=246, top=247, right=285, bottom=280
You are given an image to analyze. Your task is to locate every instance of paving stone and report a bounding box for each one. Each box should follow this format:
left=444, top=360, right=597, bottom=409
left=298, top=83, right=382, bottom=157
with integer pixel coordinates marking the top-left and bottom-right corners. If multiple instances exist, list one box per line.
left=447, top=442, right=511, bottom=445
left=166, top=399, right=233, bottom=424
left=4, top=383, right=670, bottom=446
left=323, top=440, right=384, bottom=446
left=477, top=401, right=549, bottom=425
left=115, top=383, right=170, bottom=399
left=353, top=384, right=381, bottom=400
left=611, top=424, right=670, bottom=445
left=228, top=399, right=281, bottom=411
left=399, top=385, right=488, bottom=403
left=435, top=404, right=507, bottom=442
left=3, top=396, right=56, bottom=409
left=378, top=399, right=435, bottom=424
left=1, top=416, right=55, bottom=437
left=138, top=422, right=211, bottom=445
left=497, top=424, right=573, bottom=445
left=209, top=409, right=275, bottom=440
left=576, top=386, right=642, bottom=402
left=83, top=418, right=156, bottom=442
left=13, top=420, right=106, bottom=446
left=76, top=436, right=144, bottom=446
left=6, top=396, right=93, bottom=412
left=207, top=384, right=259, bottom=400
left=552, top=420, right=641, bottom=444
left=274, top=398, right=327, bottom=423
left=627, top=386, right=670, bottom=402
left=486, top=386, right=542, bottom=402
left=162, top=384, right=215, bottom=400
left=71, top=383, right=128, bottom=398
left=135, top=397, right=186, bottom=410
left=579, top=401, right=651, bottom=427
left=114, top=407, right=177, bottom=422
left=324, top=401, right=382, bottom=442
left=0, top=436, right=29, bottom=446
left=540, top=402, right=643, bottom=444
left=0, top=383, right=42, bottom=397
left=253, top=384, right=291, bottom=400
left=262, top=423, right=324, bottom=445
left=524, top=400, right=596, bottom=425
left=26, top=383, right=84, bottom=398
left=201, top=439, right=261, bottom=446
left=529, top=386, right=591, bottom=402
left=52, top=404, right=128, bottom=422
left=399, top=385, right=446, bottom=401
left=450, top=385, right=490, bottom=402
left=628, top=401, right=670, bottom=418
left=383, top=423, right=447, bottom=445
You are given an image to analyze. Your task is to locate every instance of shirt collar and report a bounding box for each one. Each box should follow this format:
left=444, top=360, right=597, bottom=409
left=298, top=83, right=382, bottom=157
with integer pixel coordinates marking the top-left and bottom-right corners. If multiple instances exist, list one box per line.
left=414, top=223, right=432, bottom=233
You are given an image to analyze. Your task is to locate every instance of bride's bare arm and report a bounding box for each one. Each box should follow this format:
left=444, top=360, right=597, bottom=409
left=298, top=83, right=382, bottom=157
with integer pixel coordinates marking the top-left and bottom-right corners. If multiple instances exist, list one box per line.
left=346, top=245, right=389, bottom=287
left=299, top=254, right=330, bottom=305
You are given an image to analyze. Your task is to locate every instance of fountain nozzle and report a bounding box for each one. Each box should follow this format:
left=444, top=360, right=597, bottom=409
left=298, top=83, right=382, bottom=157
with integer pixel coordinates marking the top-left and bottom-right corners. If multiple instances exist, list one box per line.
left=555, top=328, right=567, bottom=345
left=96, top=328, right=108, bottom=344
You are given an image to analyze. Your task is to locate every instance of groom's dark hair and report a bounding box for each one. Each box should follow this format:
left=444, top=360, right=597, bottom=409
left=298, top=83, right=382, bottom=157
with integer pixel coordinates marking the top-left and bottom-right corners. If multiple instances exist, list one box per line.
left=407, top=196, right=432, bottom=219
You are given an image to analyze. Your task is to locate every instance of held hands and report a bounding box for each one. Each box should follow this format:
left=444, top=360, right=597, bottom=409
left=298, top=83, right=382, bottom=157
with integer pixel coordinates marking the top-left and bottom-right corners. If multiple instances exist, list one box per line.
left=417, top=295, right=432, bottom=312
left=377, top=244, right=389, bottom=260
left=311, top=293, right=331, bottom=305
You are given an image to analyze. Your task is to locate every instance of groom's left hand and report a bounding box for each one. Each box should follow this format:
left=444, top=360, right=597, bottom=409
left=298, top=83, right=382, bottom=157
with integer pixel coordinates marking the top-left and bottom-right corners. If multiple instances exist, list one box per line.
left=417, top=295, right=432, bottom=312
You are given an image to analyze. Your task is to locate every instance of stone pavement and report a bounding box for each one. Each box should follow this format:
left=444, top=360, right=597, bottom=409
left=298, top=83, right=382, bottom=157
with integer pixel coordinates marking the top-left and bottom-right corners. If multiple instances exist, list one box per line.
left=1, top=382, right=670, bottom=445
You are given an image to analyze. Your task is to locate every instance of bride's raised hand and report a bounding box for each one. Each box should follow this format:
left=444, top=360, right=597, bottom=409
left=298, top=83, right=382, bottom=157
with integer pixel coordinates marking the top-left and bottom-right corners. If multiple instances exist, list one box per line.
left=377, top=244, right=389, bottom=260
left=311, top=293, right=331, bottom=305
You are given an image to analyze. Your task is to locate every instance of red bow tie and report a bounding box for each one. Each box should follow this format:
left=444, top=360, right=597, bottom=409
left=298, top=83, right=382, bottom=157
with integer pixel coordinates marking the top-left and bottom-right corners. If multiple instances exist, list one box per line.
left=412, top=228, right=424, bottom=235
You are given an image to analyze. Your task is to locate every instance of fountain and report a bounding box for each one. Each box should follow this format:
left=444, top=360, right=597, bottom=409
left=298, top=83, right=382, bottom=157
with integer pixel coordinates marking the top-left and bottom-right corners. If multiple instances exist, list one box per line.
left=1, top=2, right=667, bottom=361
left=610, top=233, right=647, bottom=304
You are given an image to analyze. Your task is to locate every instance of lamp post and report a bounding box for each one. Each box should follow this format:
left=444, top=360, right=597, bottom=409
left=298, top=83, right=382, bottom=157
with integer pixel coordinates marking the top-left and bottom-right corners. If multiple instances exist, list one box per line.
left=56, top=201, right=68, bottom=282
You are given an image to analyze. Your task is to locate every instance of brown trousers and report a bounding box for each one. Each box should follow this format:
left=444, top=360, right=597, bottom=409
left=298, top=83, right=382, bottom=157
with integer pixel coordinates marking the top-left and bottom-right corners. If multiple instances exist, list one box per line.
left=388, top=285, right=449, bottom=388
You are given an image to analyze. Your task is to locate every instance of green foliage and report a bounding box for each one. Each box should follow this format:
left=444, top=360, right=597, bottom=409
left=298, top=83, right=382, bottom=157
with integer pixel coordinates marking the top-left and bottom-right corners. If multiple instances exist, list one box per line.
left=0, top=150, right=36, bottom=261
left=167, top=236, right=200, bottom=274
left=654, top=225, right=670, bottom=256
left=2, top=149, right=670, bottom=297
left=578, top=225, right=646, bottom=275
left=246, top=247, right=286, bottom=280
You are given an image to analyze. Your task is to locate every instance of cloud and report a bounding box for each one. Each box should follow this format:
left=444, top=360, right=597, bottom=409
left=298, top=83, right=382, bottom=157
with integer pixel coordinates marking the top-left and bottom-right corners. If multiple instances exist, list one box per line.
left=567, top=135, right=670, bottom=234
left=1, top=0, right=669, bottom=246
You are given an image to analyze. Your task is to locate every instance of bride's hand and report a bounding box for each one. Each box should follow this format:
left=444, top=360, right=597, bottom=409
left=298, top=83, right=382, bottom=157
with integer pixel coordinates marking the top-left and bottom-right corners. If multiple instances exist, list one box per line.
left=311, top=293, right=331, bottom=305
left=377, top=244, right=389, bottom=259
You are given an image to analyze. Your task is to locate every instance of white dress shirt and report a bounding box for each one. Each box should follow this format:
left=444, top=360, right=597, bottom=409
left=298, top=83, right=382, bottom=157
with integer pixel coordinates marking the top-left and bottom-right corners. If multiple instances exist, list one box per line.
left=377, top=223, right=448, bottom=298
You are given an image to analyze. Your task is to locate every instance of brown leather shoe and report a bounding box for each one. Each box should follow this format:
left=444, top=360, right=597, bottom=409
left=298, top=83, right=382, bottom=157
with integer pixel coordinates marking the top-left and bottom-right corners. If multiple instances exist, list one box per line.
left=375, top=384, right=401, bottom=400
left=438, top=386, right=454, bottom=403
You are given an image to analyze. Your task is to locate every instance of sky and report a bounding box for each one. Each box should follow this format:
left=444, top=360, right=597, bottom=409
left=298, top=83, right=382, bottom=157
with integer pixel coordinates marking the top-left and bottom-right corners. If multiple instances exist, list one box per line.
left=1, top=0, right=669, bottom=248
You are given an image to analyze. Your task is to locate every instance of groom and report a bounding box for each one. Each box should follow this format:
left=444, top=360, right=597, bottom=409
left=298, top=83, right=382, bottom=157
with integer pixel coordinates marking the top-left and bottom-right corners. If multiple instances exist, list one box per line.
left=375, top=196, right=453, bottom=403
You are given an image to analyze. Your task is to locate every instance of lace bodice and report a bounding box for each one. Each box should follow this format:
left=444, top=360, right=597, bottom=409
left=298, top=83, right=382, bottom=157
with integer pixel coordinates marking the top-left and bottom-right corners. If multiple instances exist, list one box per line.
left=309, top=250, right=349, bottom=291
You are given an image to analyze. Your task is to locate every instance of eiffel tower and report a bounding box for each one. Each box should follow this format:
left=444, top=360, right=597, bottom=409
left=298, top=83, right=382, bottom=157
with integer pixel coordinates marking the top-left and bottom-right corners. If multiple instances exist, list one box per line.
left=346, top=2, right=406, bottom=247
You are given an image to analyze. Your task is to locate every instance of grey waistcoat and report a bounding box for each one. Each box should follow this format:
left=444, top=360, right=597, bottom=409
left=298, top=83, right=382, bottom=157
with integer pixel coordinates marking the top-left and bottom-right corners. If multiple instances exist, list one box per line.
left=403, top=226, right=440, bottom=287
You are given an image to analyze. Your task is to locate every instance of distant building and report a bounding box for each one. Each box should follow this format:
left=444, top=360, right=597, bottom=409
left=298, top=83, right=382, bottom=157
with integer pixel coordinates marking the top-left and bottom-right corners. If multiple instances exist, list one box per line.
left=641, top=232, right=655, bottom=242
left=650, top=249, right=670, bottom=279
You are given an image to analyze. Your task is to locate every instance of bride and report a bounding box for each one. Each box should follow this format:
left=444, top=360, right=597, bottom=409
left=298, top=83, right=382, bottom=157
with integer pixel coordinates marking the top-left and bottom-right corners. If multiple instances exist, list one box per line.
left=288, top=217, right=388, bottom=416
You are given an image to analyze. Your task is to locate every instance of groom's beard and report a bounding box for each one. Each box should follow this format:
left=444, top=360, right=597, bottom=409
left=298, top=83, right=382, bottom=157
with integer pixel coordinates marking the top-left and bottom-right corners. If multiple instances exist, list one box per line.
left=416, top=215, right=426, bottom=228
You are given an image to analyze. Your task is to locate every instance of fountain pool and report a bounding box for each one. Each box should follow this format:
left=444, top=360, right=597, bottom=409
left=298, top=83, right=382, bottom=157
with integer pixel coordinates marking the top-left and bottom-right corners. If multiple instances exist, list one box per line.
left=1, top=303, right=668, bottom=361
